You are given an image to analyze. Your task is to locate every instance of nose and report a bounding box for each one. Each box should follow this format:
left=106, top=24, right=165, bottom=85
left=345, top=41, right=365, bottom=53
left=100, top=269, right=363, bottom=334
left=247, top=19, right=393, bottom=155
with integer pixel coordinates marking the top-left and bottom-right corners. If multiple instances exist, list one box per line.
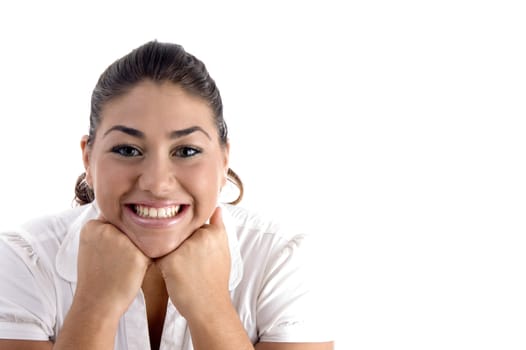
left=137, top=153, right=175, bottom=196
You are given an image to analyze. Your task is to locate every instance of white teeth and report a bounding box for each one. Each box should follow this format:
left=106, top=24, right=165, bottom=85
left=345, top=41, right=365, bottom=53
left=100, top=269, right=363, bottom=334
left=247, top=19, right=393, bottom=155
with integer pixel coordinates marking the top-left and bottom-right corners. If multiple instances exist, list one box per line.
left=134, top=204, right=181, bottom=219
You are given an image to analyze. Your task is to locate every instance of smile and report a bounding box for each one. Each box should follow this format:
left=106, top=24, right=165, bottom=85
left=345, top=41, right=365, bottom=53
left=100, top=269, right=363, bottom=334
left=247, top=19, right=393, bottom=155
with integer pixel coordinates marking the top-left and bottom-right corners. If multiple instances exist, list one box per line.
left=131, top=204, right=182, bottom=219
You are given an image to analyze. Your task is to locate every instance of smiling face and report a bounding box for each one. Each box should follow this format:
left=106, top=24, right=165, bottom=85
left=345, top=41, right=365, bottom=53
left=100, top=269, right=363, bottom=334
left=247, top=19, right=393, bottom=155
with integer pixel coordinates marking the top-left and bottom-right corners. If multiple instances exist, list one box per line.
left=81, top=80, right=229, bottom=258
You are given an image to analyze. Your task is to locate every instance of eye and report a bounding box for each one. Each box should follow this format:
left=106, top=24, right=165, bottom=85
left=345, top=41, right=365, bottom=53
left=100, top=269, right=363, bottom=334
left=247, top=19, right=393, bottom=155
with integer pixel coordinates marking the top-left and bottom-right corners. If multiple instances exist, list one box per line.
left=111, top=145, right=142, bottom=157
left=173, top=146, right=201, bottom=158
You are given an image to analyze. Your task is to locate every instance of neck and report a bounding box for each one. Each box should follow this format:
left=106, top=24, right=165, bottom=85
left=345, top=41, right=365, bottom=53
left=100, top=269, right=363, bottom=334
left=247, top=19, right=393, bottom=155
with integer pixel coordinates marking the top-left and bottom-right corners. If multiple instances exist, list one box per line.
left=142, top=264, right=169, bottom=350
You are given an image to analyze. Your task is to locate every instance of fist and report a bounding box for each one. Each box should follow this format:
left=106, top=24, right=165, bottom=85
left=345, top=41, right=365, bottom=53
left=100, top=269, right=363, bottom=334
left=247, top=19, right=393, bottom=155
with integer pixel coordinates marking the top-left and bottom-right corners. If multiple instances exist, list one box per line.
left=156, top=207, right=231, bottom=318
left=75, top=219, right=151, bottom=317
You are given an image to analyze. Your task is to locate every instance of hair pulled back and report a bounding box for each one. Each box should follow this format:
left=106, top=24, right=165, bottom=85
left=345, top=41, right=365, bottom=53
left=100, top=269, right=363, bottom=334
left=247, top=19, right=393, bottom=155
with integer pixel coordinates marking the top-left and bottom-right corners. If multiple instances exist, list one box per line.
left=75, top=40, right=243, bottom=205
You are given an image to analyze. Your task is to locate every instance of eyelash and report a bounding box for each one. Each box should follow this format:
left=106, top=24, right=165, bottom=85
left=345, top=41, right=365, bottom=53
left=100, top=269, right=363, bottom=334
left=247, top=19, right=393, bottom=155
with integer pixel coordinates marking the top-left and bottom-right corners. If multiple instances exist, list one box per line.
left=172, top=146, right=201, bottom=158
left=111, top=145, right=142, bottom=157
left=110, top=145, right=202, bottom=158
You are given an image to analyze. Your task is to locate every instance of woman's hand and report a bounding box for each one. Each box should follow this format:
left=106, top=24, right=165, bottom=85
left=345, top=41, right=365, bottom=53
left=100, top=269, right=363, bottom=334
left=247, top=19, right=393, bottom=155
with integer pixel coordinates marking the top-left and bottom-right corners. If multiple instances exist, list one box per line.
left=74, top=218, right=152, bottom=319
left=155, top=207, right=232, bottom=320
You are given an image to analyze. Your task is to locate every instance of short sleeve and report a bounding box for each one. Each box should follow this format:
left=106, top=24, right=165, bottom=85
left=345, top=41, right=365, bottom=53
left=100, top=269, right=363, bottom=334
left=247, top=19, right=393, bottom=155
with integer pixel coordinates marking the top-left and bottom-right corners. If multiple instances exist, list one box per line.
left=256, top=233, right=335, bottom=343
left=0, top=231, right=56, bottom=341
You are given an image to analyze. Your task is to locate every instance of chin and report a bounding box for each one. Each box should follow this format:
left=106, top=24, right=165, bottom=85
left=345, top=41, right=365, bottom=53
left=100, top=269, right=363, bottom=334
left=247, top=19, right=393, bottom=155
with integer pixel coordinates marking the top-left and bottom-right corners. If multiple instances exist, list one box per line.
left=140, top=247, right=177, bottom=259
left=140, top=243, right=180, bottom=259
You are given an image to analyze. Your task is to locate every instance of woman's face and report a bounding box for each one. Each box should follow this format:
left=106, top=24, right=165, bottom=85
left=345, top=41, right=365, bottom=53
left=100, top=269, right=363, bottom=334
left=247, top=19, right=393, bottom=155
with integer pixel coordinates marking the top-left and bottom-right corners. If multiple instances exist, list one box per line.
left=81, top=80, right=229, bottom=258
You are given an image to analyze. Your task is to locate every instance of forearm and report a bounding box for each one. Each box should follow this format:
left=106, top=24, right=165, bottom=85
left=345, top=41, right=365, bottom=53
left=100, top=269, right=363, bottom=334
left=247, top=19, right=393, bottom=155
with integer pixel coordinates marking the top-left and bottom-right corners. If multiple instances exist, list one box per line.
left=53, top=300, right=120, bottom=350
left=186, top=300, right=254, bottom=350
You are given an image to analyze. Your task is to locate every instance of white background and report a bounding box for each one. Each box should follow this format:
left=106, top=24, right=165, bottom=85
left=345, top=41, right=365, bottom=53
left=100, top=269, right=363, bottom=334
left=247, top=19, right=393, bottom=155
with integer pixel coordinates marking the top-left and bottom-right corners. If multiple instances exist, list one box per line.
left=1, top=1, right=525, bottom=349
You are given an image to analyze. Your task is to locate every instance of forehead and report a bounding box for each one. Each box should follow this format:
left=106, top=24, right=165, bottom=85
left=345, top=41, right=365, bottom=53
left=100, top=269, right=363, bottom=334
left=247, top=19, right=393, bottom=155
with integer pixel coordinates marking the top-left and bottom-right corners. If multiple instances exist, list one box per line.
left=100, top=80, right=215, bottom=131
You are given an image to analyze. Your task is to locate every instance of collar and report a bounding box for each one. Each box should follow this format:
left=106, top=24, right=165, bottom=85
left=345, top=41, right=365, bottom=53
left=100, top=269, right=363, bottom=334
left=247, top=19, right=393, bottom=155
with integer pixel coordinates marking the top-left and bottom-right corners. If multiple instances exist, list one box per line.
left=56, top=202, right=244, bottom=291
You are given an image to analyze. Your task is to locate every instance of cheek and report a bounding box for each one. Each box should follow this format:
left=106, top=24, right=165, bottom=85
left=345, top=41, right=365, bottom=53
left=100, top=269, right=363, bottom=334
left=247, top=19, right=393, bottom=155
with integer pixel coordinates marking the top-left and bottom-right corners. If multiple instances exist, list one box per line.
left=182, top=162, right=223, bottom=197
left=94, top=163, right=128, bottom=190
left=92, top=162, right=134, bottom=209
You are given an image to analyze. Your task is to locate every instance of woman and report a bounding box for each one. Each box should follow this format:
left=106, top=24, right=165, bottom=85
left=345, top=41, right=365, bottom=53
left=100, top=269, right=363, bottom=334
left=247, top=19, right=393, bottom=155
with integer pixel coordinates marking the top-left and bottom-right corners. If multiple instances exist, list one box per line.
left=0, top=40, right=334, bottom=349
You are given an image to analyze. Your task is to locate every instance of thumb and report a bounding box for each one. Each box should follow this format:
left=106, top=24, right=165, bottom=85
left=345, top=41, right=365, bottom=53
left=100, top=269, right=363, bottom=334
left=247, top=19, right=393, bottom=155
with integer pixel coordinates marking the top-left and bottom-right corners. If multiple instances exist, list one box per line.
left=97, top=213, right=109, bottom=223
left=209, top=206, right=224, bottom=228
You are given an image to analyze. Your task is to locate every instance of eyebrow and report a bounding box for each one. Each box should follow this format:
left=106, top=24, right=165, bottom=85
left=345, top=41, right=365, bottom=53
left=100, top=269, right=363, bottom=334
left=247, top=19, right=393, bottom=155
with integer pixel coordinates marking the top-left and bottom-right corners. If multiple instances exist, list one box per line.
left=170, top=126, right=211, bottom=140
left=103, top=125, right=144, bottom=138
left=103, top=125, right=211, bottom=140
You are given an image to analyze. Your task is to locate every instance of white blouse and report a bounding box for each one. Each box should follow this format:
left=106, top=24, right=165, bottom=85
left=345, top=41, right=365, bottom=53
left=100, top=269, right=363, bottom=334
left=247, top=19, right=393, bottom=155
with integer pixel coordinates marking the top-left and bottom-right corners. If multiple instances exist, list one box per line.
left=0, top=202, right=333, bottom=349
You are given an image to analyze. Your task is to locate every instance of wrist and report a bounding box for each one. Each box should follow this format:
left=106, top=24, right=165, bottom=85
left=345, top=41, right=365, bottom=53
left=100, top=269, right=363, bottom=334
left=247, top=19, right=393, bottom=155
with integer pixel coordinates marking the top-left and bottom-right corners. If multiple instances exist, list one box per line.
left=55, top=297, right=121, bottom=349
left=71, top=288, right=126, bottom=326
left=185, top=299, right=254, bottom=350
left=175, top=287, right=232, bottom=320
left=185, top=295, right=236, bottom=326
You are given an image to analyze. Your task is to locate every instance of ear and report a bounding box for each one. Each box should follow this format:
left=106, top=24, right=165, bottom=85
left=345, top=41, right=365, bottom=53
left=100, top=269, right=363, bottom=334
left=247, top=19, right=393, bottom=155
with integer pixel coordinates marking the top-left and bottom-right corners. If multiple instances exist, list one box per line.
left=222, top=141, right=230, bottom=187
left=80, top=135, right=93, bottom=187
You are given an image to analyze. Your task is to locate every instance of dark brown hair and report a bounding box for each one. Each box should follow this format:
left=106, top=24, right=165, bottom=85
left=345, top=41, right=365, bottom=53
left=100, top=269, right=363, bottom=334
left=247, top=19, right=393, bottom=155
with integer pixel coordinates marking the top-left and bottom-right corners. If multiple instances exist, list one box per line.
left=75, top=40, right=243, bottom=205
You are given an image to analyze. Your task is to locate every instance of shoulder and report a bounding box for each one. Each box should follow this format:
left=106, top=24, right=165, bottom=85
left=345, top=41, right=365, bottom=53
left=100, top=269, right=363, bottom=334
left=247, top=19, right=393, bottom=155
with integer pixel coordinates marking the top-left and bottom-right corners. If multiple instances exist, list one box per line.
left=223, top=203, right=303, bottom=243
left=0, top=204, right=96, bottom=266
left=0, top=205, right=94, bottom=341
left=21, top=204, right=93, bottom=238
left=222, top=204, right=312, bottom=266
left=225, top=205, right=335, bottom=343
